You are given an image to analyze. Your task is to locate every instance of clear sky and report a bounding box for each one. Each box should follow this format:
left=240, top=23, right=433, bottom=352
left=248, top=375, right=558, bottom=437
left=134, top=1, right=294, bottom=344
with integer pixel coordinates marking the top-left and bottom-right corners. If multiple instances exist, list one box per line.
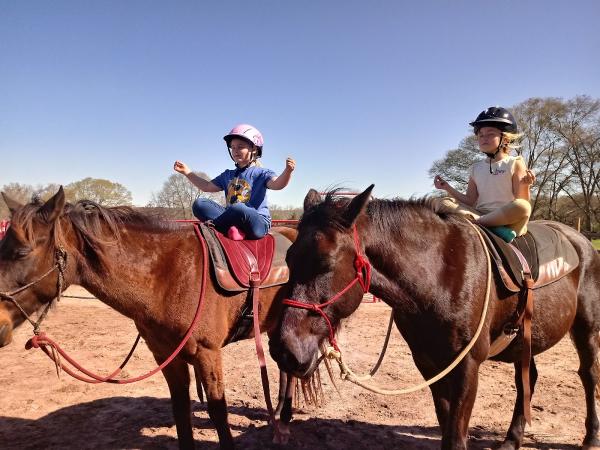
left=1, top=1, right=599, bottom=207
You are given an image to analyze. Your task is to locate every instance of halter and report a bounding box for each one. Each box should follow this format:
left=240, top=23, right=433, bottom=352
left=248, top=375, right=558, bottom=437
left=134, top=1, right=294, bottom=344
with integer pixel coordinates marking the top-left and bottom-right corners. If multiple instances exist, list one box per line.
left=0, top=247, right=67, bottom=334
left=282, top=225, right=371, bottom=352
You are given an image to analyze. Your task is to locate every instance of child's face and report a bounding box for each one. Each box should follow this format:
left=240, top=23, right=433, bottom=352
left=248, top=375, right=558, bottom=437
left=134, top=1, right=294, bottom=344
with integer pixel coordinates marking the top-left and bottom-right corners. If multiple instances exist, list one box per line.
left=477, top=127, right=503, bottom=153
left=229, top=138, right=255, bottom=167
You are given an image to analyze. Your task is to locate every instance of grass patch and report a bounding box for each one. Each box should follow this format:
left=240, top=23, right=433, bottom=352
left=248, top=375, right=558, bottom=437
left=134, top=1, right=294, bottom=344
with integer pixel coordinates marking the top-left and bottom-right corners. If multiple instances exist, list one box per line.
left=593, top=239, right=600, bottom=250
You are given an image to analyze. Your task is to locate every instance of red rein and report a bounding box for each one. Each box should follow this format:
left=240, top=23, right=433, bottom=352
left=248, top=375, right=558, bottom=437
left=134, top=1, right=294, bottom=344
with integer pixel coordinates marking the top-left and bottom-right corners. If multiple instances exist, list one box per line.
left=26, top=222, right=209, bottom=384
left=282, top=225, right=371, bottom=352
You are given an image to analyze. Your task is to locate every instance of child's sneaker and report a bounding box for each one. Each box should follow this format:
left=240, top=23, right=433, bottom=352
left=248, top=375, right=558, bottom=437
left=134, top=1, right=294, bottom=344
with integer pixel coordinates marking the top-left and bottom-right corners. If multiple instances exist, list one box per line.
left=489, top=226, right=517, bottom=243
left=227, top=226, right=246, bottom=241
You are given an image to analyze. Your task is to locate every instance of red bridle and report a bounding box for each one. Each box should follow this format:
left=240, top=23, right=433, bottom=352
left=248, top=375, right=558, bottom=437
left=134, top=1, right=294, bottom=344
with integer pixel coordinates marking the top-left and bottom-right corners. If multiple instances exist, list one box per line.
left=282, top=225, right=371, bottom=352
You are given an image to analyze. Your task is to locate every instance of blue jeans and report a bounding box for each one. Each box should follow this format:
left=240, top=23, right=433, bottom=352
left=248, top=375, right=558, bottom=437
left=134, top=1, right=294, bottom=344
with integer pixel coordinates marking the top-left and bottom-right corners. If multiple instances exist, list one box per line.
left=192, top=198, right=270, bottom=239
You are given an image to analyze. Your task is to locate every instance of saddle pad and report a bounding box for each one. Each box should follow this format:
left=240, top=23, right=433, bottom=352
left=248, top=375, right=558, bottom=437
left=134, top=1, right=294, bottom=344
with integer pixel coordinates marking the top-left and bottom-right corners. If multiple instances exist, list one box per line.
left=479, top=221, right=579, bottom=291
left=199, top=224, right=292, bottom=292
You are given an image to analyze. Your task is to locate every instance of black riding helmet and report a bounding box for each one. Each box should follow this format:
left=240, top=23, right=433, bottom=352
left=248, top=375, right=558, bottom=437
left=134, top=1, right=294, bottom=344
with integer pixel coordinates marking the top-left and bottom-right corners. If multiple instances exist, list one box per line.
left=470, top=106, right=518, bottom=134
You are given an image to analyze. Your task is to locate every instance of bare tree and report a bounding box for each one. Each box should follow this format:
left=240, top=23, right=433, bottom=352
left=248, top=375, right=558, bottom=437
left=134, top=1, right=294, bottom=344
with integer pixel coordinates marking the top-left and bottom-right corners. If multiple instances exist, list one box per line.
left=0, top=182, right=62, bottom=218
left=149, top=172, right=223, bottom=219
left=549, top=96, right=600, bottom=230
left=428, top=135, right=480, bottom=192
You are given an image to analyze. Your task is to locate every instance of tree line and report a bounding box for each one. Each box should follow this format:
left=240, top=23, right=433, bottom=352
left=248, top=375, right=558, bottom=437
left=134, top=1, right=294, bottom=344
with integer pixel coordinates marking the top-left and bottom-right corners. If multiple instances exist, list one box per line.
left=430, top=95, right=600, bottom=231
left=0, top=173, right=301, bottom=220
left=3, top=95, right=598, bottom=229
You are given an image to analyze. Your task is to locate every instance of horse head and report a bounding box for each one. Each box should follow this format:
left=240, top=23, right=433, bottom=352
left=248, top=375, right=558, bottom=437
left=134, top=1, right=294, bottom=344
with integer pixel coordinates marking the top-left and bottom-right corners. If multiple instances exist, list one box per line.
left=270, top=185, right=374, bottom=378
left=0, top=188, right=67, bottom=347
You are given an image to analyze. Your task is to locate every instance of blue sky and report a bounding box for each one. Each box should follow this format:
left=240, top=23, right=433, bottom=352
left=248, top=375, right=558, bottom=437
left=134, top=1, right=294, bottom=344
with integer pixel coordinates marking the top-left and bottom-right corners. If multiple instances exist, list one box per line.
left=1, top=1, right=599, bottom=207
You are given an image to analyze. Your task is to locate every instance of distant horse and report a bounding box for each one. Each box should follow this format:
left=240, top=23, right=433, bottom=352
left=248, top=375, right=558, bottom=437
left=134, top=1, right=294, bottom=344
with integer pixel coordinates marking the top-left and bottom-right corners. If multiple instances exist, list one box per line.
left=269, top=185, right=600, bottom=450
left=0, top=187, right=296, bottom=450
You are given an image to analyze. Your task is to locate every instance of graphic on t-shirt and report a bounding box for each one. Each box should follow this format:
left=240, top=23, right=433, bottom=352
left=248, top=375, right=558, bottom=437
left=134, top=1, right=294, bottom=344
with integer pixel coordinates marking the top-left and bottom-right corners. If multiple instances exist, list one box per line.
left=227, top=177, right=251, bottom=204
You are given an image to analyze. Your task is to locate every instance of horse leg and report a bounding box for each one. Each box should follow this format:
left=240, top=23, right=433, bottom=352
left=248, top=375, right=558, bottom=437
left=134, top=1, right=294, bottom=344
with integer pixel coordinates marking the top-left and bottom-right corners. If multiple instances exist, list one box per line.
left=272, top=371, right=294, bottom=444
left=194, top=348, right=234, bottom=450
left=441, top=357, right=480, bottom=450
left=499, top=358, right=538, bottom=450
left=571, top=324, right=600, bottom=449
left=160, top=358, right=195, bottom=450
left=429, top=382, right=451, bottom=432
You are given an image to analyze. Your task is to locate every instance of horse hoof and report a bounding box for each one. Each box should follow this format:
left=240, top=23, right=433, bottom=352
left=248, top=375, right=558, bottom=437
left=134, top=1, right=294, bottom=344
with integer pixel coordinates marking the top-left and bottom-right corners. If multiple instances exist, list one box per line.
left=272, top=420, right=291, bottom=445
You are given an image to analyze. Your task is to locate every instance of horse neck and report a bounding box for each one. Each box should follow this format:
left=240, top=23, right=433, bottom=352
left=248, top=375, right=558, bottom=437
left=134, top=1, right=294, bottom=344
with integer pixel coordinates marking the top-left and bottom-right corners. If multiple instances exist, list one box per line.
left=362, top=207, right=454, bottom=309
left=71, top=224, right=197, bottom=321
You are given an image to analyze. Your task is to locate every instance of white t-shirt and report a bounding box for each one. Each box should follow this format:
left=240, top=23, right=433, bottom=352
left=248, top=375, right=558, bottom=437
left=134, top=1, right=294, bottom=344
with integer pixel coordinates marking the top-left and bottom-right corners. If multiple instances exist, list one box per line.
left=470, top=155, right=521, bottom=213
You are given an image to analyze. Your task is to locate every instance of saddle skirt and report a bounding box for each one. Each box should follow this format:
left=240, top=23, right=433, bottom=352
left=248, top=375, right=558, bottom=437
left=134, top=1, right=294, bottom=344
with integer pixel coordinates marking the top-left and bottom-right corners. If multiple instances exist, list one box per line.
left=480, top=221, right=579, bottom=292
left=199, top=223, right=292, bottom=292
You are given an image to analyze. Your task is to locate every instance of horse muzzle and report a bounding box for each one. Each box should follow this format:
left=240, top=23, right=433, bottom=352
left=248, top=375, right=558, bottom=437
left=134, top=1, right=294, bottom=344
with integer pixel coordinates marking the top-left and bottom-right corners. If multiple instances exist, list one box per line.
left=270, top=333, right=320, bottom=379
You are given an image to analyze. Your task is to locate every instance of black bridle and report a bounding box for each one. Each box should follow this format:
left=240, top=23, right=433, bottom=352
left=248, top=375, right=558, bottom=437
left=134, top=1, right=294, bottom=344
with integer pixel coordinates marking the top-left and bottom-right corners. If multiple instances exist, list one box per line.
left=0, top=247, right=67, bottom=334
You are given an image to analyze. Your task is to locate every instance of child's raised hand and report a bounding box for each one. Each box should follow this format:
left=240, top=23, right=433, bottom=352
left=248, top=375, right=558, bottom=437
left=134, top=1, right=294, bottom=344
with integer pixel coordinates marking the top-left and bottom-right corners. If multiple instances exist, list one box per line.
left=521, top=169, right=536, bottom=186
left=285, top=157, right=296, bottom=172
left=434, top=175, right=447, bottom=190
left=174, top=160, right=191, bottom=175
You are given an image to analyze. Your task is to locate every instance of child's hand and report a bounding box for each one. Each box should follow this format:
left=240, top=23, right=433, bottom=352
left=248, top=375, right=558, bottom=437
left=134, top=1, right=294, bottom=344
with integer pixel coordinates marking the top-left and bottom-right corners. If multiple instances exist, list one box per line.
left=174, top=160, right=191, bottom=175
left=434, top=175, right=447, bottom=190
left=521, top=169, right=536, bottom=186
left=285, top=157, right=296, bottom=172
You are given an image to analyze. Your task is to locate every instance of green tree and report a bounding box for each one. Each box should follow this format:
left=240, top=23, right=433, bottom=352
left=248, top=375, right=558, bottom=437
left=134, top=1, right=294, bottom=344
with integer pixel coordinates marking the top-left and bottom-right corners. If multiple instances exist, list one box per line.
left=64, top=178, right=133, bottom=206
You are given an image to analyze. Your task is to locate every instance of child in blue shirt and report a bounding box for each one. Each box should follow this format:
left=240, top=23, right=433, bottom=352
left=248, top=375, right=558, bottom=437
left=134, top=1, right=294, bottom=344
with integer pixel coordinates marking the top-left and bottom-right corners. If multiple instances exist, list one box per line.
left=174, top=124, right=295, bottom=240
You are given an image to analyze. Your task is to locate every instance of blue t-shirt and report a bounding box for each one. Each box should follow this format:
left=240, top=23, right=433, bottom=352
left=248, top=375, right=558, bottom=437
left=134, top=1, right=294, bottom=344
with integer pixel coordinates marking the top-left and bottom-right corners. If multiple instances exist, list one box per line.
left=211, top=166, right=276, bottom=220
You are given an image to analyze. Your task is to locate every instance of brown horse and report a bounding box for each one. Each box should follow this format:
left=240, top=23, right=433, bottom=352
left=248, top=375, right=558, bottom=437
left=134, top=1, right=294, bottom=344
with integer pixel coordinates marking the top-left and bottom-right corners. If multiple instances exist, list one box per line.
left=269, top=185, right=600, bottom=450
left=0, top=187, right=297, bottom=450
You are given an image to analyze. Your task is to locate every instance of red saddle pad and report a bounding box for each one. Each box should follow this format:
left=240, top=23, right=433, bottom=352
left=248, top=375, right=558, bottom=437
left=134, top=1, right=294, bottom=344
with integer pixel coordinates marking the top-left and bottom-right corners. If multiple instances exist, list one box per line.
left=214, top=231, right=275, bottom=287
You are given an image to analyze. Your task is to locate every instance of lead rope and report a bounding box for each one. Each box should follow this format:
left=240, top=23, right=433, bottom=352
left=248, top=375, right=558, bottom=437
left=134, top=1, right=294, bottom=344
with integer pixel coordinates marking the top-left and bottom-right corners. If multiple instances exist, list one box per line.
left=323, top=220, right=492, bottom=395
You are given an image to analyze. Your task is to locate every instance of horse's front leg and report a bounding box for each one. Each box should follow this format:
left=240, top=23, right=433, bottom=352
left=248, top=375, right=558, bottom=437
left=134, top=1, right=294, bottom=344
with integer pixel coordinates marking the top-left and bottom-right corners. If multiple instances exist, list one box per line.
left=498, top=358, right=537, bottom=450
left=273, top=371, right=295, bottom=444
left=442, top=356, right=480, bottom=450
left=158, top=357, right=195, bottom=450
left=194, top=347, right=234, bottom=450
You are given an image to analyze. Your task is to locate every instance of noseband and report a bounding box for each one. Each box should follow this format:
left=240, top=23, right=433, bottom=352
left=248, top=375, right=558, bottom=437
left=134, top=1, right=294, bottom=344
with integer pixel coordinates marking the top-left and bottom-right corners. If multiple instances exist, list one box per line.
left=282, top=225, right=371, bottom=351
left=0, top=247, right=67, bottom=334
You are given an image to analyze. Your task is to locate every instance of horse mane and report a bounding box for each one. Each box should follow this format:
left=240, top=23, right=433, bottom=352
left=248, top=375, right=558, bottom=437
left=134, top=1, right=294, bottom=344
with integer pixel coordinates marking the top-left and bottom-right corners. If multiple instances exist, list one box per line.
left=13, top=200, right=180, bottom=267
left=301, top=188, right=462, bottom=232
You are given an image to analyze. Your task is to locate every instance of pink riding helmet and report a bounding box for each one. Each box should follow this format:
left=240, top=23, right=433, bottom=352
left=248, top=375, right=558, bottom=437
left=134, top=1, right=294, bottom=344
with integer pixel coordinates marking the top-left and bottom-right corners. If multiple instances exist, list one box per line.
left=223, top=124, right=264, bottom=158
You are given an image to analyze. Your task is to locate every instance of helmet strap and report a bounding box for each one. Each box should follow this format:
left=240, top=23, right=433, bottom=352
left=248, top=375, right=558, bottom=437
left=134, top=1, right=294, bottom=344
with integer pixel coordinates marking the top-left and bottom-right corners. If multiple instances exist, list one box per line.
left=484, top=134, right=506, bottom=174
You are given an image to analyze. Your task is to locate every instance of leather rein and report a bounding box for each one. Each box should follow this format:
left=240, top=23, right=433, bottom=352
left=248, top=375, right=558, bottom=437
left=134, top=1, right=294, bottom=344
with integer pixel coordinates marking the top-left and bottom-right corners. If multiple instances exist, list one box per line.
left=5, top=224, right=209, bottom=384
left=282, top=225, right=372, bottom=352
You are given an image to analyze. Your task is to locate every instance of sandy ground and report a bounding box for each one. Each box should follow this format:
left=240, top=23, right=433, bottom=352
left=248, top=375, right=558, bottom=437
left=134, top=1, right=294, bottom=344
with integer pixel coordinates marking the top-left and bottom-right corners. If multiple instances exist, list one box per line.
left=0, top=286, right=588, bottom=449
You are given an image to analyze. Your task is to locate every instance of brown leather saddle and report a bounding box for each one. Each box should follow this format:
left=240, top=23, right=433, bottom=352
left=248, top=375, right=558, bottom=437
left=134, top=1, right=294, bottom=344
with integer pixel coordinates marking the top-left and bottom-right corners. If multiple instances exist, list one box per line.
left=479, top=220, right=580, bottom=424
left=199, top=223, right=292, bottom=292
left=479, top=221, right=579, bottom=293
left=198, top=223, right=293, bottom=343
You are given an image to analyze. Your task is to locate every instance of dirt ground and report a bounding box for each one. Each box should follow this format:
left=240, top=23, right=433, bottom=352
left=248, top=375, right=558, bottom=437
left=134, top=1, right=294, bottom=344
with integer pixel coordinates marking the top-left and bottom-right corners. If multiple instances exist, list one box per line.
left=0, top=286, right=588, bottom=449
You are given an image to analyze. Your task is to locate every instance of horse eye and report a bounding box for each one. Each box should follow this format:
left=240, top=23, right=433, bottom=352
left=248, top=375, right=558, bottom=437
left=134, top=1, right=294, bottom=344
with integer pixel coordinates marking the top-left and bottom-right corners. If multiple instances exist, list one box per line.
left=14, top=247, right=32, bottom=259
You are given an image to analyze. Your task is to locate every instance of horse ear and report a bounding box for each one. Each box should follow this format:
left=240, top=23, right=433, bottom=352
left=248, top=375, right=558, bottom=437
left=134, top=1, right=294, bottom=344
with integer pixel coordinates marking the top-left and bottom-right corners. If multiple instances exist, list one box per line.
left=38, top=186, right=66, bottom=223
left=1, top=193, right=24, bottom=215
left=303, top=189, right=321, bottom=211
left=342, top=184, right=374, bottom=227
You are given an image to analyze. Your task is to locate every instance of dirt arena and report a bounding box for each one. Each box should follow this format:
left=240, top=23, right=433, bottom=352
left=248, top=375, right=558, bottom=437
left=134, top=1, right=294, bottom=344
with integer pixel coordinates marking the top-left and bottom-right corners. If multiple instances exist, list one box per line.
left=0, top=286, right=587, bottom=449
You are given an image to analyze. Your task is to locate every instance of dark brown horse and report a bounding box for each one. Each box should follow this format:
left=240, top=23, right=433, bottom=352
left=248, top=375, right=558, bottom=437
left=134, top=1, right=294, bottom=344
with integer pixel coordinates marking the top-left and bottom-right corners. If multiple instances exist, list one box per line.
left=269, top=185, right=600, bottom=450
left=0, top=187, right=297, bottom=450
